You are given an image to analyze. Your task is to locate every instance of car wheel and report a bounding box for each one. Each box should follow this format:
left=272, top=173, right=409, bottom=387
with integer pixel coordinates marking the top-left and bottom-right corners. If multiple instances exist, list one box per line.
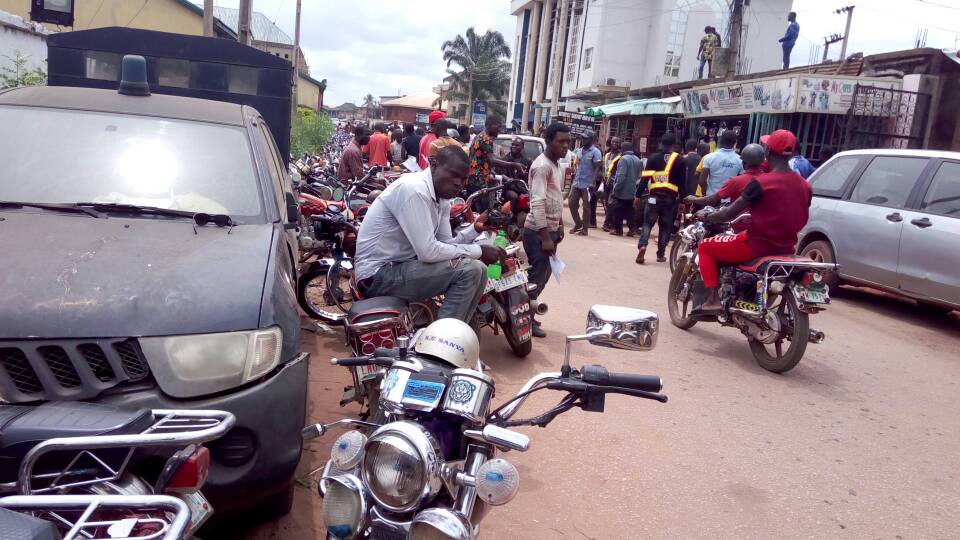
left=800, top=240, right=840, bottom=290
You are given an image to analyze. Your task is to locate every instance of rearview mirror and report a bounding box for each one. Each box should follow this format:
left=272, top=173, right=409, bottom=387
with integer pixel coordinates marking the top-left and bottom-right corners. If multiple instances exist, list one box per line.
left=332, top=187, right=345, bottom=202
left=584, top=305, right=658, bottom=351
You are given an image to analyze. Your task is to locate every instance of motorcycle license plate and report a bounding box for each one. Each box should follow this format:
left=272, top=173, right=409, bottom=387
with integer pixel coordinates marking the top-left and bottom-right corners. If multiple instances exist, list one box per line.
left=485, top=270, right=528, bottom=294
left=355, top=364, right=383, bottom=381
left=178, top=491, right=213, bottom=531
left=794, top=284, right=828, bottom=304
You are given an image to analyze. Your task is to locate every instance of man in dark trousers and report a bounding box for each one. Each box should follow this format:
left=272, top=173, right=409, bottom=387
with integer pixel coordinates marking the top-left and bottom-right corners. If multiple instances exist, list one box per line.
left=608, top=141, right=641, bottom=236
left=635, top=132, right=685, bottom=264
left=779, top=12, right=800, bottom=69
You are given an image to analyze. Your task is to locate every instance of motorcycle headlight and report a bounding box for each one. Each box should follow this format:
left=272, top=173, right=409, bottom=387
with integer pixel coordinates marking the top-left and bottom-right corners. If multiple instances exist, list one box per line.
left=409, top=507, right=472, bottom=540
left=322, top=474, right=366, bottom=540
left=140, top=327, right=282, bottom=398
left=361, top=422, right=442, bottom=512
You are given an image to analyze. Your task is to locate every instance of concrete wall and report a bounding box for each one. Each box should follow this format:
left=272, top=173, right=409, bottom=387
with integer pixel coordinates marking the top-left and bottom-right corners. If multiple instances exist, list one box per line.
left=0, top=0, right=204, bottom=36
left=0, top=10, right=48, bottom=76
left=297, top=76, right=320, bottom=111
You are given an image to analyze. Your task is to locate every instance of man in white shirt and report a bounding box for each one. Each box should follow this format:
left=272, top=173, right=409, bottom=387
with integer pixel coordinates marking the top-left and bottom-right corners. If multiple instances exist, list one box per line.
left=354, top=146, right=505, bottom=323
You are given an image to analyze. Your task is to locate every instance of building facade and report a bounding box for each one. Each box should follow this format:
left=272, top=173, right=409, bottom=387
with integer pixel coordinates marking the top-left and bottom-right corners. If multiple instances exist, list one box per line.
left=508, top=0, right=793, bottom=133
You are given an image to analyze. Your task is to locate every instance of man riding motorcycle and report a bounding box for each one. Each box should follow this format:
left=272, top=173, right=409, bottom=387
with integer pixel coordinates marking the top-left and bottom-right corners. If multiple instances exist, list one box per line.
left=692, top=130, right=812, bottom=316
left=353, top=146, right=506, bottom=323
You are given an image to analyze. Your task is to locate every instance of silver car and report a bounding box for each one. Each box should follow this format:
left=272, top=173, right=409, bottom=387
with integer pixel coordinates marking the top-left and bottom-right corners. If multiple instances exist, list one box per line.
left=798, top=149, right=960, bottom=313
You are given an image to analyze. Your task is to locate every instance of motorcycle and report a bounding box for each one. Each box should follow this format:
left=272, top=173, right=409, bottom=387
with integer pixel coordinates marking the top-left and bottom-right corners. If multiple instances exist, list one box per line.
left=0, top=401, right=234, bottom=537
left=303, top=304, right=664, bottom=539
left=666, top=208, right=838, bottom=373
left=297, top=203, right=359, bottom=323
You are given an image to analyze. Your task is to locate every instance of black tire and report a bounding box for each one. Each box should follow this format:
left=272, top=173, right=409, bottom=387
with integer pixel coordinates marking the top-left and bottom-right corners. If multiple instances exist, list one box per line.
left=296, top=269, right=346, bottom=324
left=800, top=240, right=840, bottom=290
left=748, top=289, right=809, bottom=373
left=667, top=259, right=698, bottom=329
left=503, top=322, right=533, bottom=357
left=669, top=237, right=688, bottom=273
left=327, top=261, right=355, bottom=314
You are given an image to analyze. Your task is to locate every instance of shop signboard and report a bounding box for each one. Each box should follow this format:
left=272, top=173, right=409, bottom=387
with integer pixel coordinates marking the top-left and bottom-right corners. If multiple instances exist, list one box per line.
left=681, top=74, right=903, bottom=118
left=415, top=112, right=429, bottom=124
left=554, top=111, right=600, bottom=137
left=471, top=100, right=487, bottom=127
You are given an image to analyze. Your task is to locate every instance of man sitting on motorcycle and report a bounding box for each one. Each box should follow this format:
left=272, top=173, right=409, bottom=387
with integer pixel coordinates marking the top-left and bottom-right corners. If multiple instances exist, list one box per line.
left=354, top=146, right=506, bottom=323
left=693, top=130, right=812, bottom=316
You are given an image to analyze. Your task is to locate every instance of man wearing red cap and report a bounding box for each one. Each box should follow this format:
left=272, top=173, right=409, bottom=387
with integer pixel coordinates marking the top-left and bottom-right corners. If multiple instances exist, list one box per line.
left=692, top=129, right=812, bottom=315
left=418, top=111, right=447, bottom=170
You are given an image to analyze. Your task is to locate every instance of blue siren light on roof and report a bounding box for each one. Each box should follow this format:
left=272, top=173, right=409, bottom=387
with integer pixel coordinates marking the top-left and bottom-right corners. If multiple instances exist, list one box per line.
left=118, top=55, right=150, bottom=97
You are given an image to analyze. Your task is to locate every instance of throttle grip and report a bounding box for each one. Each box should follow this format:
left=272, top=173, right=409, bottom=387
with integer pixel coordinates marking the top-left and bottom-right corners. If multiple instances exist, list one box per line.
left=581, top=364, right=662, bottom=392
left=330, top=356, right=371, bottom=367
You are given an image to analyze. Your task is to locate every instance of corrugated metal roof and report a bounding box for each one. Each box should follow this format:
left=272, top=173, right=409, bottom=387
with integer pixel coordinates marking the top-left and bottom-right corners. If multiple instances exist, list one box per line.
left=381, top=94, right=439, bottom=110
left=585, top=97, right=681, bottom=117
left=213, top=6, right=293, bottom=45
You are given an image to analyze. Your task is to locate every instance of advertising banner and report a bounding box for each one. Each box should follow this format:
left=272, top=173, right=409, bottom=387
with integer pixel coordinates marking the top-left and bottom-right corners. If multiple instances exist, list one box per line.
left=471, top=100, right=487, bottom=127
left=796, top=75, right=901, bottom=114
left=554, top=111, right=600, bottom=137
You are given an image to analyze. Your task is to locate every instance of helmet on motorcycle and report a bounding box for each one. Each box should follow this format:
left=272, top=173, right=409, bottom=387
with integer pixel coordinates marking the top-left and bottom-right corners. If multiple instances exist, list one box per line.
left=414, top=318, right=480, bottom=370
left=741, top=143, right=765, bottom=169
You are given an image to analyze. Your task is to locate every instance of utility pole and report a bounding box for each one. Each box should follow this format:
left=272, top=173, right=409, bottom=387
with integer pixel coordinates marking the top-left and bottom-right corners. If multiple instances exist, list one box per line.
left=726, top=0, right=744, bottom=79
left=238, top=0, right=253, bottom=45
left=202, top=0, right=214, bottom=37
left=822, top=34, right=843, bottom=63
left=836, top=5, right=854, bottom=61
left=292, top=0, right=302, bottom=120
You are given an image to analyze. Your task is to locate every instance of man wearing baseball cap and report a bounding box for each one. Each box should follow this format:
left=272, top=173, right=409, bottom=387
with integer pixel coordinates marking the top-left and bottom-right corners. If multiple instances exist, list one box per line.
left=418, top=110, right=447, bottom=170
left=692, top=129, right=812, bottom=315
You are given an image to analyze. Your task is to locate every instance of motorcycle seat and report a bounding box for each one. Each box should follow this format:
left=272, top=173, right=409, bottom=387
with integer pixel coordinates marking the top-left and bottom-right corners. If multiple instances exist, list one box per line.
left=737, top=254, right=812, bottom=273
left=0, top=508, right=60, bottom=540
left=347, top=296, right=408, bottom=325
left=0, top=402, right=153, bottom=465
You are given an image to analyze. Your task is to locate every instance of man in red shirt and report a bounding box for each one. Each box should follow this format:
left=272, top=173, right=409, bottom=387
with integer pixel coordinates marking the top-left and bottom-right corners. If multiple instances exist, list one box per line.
left=418, top=110, right=447, bottom=170
left=693, top=130, right=812, bottom=315
left=367, top=123, right=391, bottom=167
left=684, top=143, right=765, bottom=208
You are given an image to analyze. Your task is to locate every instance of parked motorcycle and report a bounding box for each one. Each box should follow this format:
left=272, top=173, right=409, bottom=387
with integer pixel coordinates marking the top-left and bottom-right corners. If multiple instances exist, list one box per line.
left=666, top=208, right=838, bottom=372
left=303, top=305, right=664, bottom=539
left=0, top=401, right=234, bottom=537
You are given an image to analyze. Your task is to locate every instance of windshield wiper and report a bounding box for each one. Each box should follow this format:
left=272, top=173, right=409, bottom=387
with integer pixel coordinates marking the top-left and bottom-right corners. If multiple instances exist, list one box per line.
left=73, top=202, right=198, bottom=220
left=0, top=201, right=105, bottom=218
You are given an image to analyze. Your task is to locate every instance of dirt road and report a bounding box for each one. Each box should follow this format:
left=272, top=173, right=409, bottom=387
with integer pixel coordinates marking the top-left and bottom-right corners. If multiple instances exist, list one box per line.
left=245, top=225, right=960, bottom=539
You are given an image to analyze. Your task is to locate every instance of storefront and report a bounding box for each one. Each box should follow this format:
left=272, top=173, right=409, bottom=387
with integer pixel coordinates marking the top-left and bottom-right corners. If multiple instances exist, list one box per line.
left=679, top=74, right=903, bottom=160
left=585, top=96, right=682, bottom=155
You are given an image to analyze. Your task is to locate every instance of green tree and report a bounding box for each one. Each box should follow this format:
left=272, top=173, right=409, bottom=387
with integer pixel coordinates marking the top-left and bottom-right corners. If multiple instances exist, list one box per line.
left=361, top=93, right=378, bottom=120
left=442, top=28, right=512, bottom=121
left=0, top=50, right=47, bottom=89
left=291, top=106, right=334, bottom=157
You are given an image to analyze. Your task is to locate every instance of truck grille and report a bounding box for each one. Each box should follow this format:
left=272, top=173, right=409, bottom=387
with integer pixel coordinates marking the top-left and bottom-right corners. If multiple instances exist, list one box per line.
left=0, top=338, right=150, bottom=403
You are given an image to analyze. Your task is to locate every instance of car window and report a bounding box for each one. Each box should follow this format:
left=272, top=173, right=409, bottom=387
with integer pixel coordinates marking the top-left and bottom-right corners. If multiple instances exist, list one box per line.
left=494, top=138, right=543, bottom=161
left=809, top=155, right=863, bottom=197
left=921, top=161, right=960, bottom=217
left=257, top=121, right=288, bottom=221
left=0, top=106, right=263, bottom=220
left=849, top=156, right=928, bottom=208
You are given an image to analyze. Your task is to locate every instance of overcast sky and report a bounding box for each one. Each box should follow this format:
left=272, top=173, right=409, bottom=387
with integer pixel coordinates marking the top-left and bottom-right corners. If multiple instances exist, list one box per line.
left=204, top=0, right=959, bottom=106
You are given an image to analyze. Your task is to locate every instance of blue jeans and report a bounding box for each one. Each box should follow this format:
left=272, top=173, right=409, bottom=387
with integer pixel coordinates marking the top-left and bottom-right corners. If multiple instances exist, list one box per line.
left=366, top=258, right=487, bottom=323
left=522, top=228, right=560, bottom=301
left=782, top=44, right=793, bottom=69
left=698, top=57, right=712, bottom=79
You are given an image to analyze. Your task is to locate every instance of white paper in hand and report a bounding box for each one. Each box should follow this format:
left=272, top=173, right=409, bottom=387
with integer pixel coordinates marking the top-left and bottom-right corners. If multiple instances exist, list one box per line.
left=549, top=255, right=566, bottom=284
left=403, top=156, right=421, bottom=172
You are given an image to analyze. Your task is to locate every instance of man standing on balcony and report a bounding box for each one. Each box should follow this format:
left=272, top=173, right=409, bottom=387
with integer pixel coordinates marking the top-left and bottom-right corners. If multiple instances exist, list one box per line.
left=779, top=12, right=800, bottom=70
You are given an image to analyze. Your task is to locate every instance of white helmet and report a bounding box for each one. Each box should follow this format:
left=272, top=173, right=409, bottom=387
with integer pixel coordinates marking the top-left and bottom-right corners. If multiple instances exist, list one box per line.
left=414, top=318, right=480, bottom=369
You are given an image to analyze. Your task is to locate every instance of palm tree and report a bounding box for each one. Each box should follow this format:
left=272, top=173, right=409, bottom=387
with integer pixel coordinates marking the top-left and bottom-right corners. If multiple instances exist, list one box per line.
left=361, top=93, right=377, bottom=120
left=442, top=28, right=512, bottom=122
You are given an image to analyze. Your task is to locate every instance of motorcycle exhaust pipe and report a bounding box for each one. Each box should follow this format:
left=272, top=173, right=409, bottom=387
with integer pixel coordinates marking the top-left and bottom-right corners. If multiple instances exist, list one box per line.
left=808, top=329, right=825, bottom=344
left=530, top=299, right=548, bottom=315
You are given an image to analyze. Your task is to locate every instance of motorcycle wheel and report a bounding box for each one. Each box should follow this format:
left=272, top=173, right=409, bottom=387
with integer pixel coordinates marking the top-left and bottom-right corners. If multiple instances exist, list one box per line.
left=297, top=269, right=347, bottom=324
left=748, top=289, right=809, bottom=373
left=328, top=261, right=355, bottom=314
left=409, top=300, right=438, bottom=329
left=669, top=237, right=688, bottom=273
left=503, top=322, right=533, bottom=357
left=667, top=259, right=697, bottom=329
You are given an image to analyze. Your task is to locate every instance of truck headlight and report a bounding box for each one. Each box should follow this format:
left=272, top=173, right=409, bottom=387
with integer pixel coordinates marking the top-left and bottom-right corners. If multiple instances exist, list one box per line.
left=140, top=327, right=282, bottom=398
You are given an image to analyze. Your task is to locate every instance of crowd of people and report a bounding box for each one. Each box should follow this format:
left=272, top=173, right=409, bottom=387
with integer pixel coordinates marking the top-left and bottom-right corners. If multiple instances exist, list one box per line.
left=337, top=107, right=820, bottom=338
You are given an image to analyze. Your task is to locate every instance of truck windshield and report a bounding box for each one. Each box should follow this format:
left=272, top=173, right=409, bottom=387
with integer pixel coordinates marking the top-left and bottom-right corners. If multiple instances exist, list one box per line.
left=0, top=106, right=264, bottom=221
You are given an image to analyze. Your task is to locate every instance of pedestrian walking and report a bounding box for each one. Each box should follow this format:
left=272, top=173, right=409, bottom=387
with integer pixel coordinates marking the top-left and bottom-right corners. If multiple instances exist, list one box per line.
left=568, top=130, right=601, bottom=235
left=697, top=26, right=719, bottom=79
left=608, top=141, right=641, bottom=236
left=522, top=122, right=570, bottom=338
left=635, top=132, right=685, bottom=264
left=779, top=12, right=799, bottom=69
left=698, top=130, right=744, bottom=196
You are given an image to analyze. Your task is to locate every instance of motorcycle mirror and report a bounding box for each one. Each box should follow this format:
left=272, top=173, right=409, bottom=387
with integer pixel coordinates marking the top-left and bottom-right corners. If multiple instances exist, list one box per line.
left=584, top=305, right=659, bottom=352
left=333, top=187, right=345, bottom=201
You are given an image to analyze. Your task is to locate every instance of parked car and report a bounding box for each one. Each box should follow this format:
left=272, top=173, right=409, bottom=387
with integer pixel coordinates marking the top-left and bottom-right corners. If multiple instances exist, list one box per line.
left=0, top=82, right=308, bottom=517
left=798, top=149, right=960, bottom=313
left=494, top=134, right=573, bottom=188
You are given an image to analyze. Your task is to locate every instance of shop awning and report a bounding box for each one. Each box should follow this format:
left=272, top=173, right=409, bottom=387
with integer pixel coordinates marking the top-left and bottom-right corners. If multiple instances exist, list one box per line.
left=585, top=96, right=682, bottom=117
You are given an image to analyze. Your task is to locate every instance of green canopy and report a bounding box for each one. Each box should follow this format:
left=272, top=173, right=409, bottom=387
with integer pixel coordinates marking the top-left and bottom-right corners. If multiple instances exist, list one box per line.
left=585, top=96, right=682, bottom=117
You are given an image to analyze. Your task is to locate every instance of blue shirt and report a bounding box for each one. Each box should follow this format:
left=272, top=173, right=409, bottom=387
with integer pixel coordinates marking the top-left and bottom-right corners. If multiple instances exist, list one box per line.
left=574, top=145, right=602, bottom=188
left=789, top=155, right=815, bottom=179
left=702, top=147, right=744, bottom=195
left=781, top=21, right=799, bottom=47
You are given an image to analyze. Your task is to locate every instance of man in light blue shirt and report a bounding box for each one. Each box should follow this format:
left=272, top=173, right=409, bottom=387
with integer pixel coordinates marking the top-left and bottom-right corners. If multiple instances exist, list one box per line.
left=568, top=130, right=602, bottom=235
left=699, top=130, right=743, bottom=196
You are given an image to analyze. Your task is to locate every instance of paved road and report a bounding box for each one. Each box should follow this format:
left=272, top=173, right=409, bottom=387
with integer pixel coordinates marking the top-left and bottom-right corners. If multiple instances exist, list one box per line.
left=244, top=221, right=960, bottom=540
